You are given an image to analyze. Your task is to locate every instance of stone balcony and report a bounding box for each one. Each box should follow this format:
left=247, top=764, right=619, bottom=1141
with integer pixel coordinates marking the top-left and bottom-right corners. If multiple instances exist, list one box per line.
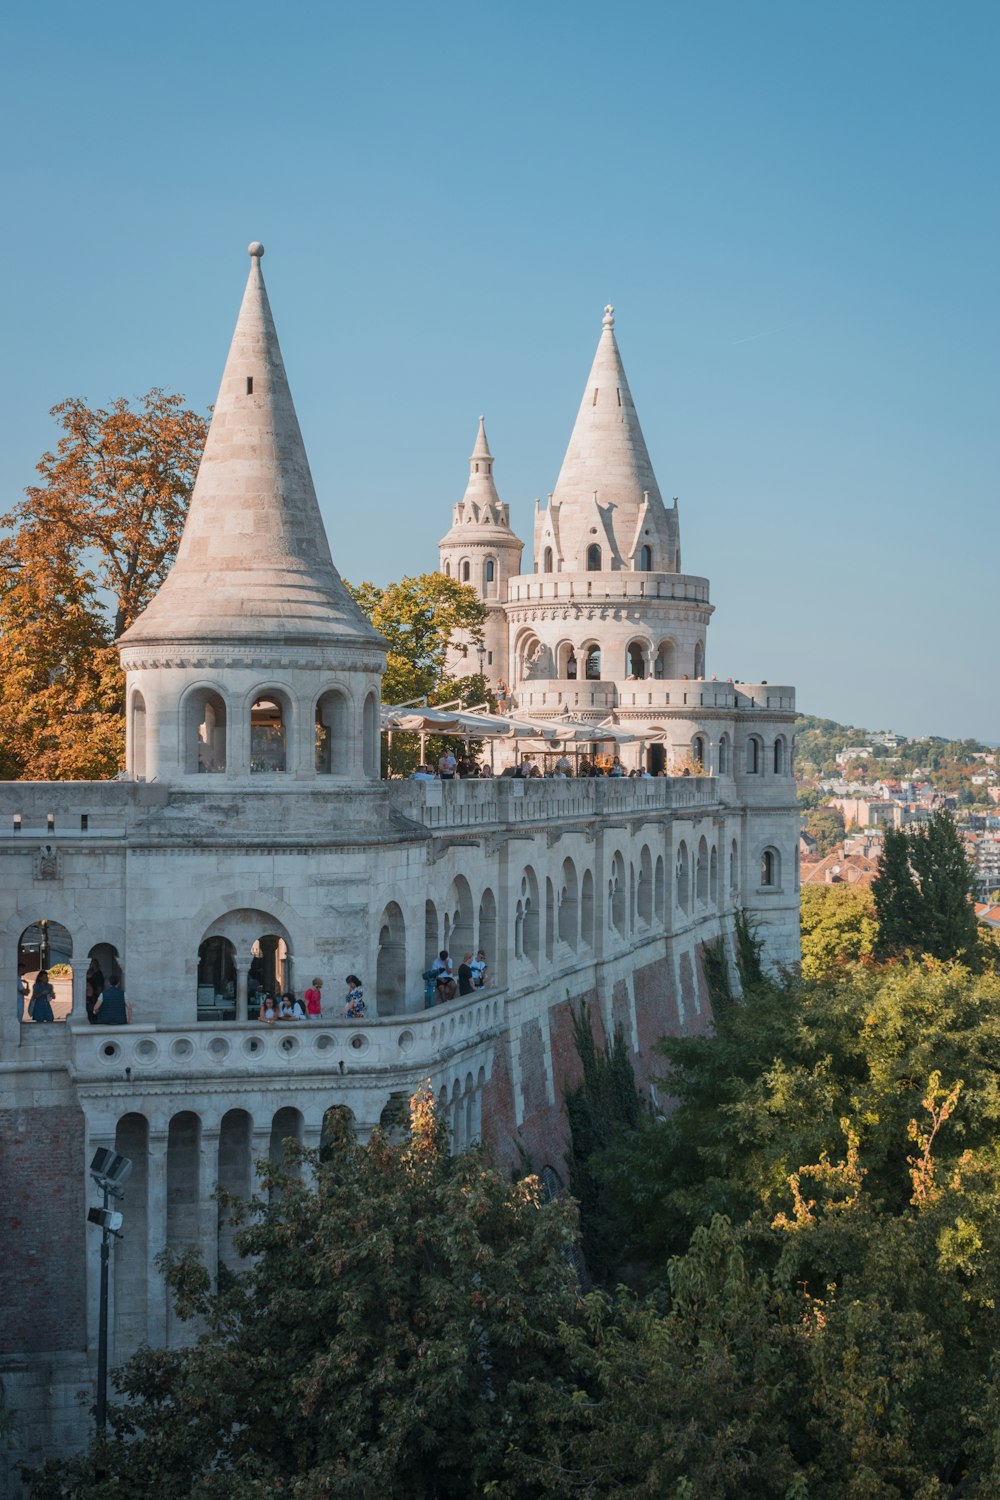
left=512, top=680, right=796, bottom=715
left=45, top=988, right=507, bottom=1084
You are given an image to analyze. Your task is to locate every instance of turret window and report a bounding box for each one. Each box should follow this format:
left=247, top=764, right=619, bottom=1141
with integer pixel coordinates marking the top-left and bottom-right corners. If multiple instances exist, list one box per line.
left=185, top=688, right=227, bottom=774
left=639, top=545, right=652, bottom=571
left=250, top=697, right=287, bottom=774
left=543, top=547, right=553, bottom=574
left=246, top=377, right=253, bottom=395
left=586, top=544, right=601, bottom=572
left=485, top=560, right=495, bottom=583
left=461, top=560, right=470, bottom=582
left=316, top=690, right=349, bottom=775
left=585, top=646, right=601, bottom=680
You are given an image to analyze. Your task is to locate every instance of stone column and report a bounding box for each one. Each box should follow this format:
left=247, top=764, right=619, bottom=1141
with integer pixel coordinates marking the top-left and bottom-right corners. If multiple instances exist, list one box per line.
left=236, top=949, right=253, bottom=1021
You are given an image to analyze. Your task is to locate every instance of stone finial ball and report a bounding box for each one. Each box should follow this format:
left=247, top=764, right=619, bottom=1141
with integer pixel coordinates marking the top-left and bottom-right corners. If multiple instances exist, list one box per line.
left=248, top=241, right=265, bottom=258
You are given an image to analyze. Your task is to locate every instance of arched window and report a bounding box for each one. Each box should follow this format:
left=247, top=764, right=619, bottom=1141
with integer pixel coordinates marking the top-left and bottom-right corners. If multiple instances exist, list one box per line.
left=693, top=641, right=705, bottom=678
left=461, top=560, right=471, bottom=582
left=585, top=646, right=601, bottom=680
left=130, top=691, right=147, bottom=780
left=543, top=547, right=553, bottom=574
left=654, top=855, right=665, bottom=922
left=773, top=736, right=786, bottom=775
left=609, top=852, right=626, bottom=937
left=558, top=859, right=578, bottom=949
left=520, top=869, right=540, bottom=967
left=638, top=846, right=653, bottom=924
left=185, top=688, right=227, bottom=774
left=710, top=846, right=719, bottom=904
left=696, top=837, right=709, bottom=903
left=627, top=641, right=647, bottom=679
left=718, top=733, right=731, bottom=775
left=655, top=640, right=676, bottom=680
left=730, top=839, right=739, bottom=895
left=586, top=543, right=601, bottom=572
left=376, top=902, right=406, bottom=1016
left=19, top=920, right=73, bottom=1023
left=580, top=870, right=595, bottom=948
left=639, top=544, right=652, bottom=571
left=761, top=847, right=780, bottom=888
left=444, top=561, right=451, bottom=577
left=315, top=689, right=349, bottom=775
left=676, top=841, right=690, bottom=914
left=692, top=735, right=707, bottom=772
left=250, top=696, right=287, bottom=773
left=747, top=735, right=762, bottom=774
left=485, top=559, right=495, bottom=584
left=363, top=692, right=378, bottom=777
left=197, top=936, right=236, bottom=1020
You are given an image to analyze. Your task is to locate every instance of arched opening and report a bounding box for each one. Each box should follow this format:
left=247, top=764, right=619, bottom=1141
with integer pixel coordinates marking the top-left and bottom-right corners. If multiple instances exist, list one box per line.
left=584, top=644, right=601, bottom=680
left=478, top=889, right=497, bottom=972
left=580, top=869, right=595, bottom=949
left=773, top=736, right=786, bottom=775
left=696, top=837, right=709, bottom=904
left=638, top=544, right=652, bottom=571
left=586, top=543, right=602, bottom=572
left=691, top=735, right=707, bottom=772
left=113, top=1113, right=148, bottom=1359
left=445, top=876, right=475, bottom=964
left=130, top=691, right=147, bottom=780
left=320, top=1104, right=355, bottom=1161
left=484, top=558, right=496, bottom=585
left=761, top=847, right=780, bottom=888
left=693, top=641, right=705, bottom=678
left=166, top=1111, right=200, bottom=1347
left=376, top=903, right=406, bottom=1015
left=648, top=742, right=666, bottom=776
left=184, top=688, right=227, bottom=774
left=461, top=559, right=471, bottom=582
left=609, top=851, right=626, bottom=938
left=542, top=547, right=553, bottom=574
left=250, top=695, right=287, bottom=774
left=197, top=936, right=237, bottom=1020
left=710, top=845, right=719, bottom=905
left=218, top=1109, right=252, bottom=1272
left=654, top=855, right=665, bottom=922
left=269, top=1107, right=303, bottom=1193
left=557, top=642, right=578, bottom=679
left=747, top=735, right=762, bottom=774
left=315, top=689, right=350, bottom=775
left=521, top=868, right=539, bottom=968
left=558, top=858, right=578, bottom=949
left=654, top=639, right=677, bottom=680
left=248, top=934, right=289, bottom=1011
left=626, top=640, right=648, bottom=679
left=718, top=734, right=731, bottom=775
left=379, top=1093, right=410, bottom=1144
left=86, top=942, right=123, bottom=1024
left=444, top=561, right=451, bottom=577
left=19, top=920, right=73, bottom=1023
left=730, top=839, right=739, bottom=896
left=638, top=846, right=653, bottom=924
left=515, top=630, right=544, bottom=683
left=676, top=841, right=690, bottom=914
left=363, top=693, right=378, bottom=777
left=545, top=878, right=555, bottom=962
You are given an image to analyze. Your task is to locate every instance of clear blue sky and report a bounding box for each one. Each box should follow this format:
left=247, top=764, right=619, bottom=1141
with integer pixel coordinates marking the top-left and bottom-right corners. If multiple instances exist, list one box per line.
left=2, top=1, right=997, bottom=739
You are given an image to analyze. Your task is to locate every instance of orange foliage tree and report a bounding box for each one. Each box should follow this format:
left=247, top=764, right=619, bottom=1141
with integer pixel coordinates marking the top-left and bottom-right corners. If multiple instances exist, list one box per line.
left=0, top=390, right=206, bottom=779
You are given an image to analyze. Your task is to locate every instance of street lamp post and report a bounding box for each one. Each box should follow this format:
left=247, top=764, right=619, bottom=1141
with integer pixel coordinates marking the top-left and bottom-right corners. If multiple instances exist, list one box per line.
left=88, top=1148, right=133, bottom=1434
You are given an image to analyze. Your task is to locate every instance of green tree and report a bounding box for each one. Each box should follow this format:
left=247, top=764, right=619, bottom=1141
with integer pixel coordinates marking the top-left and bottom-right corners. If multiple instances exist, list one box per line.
left=346, top=572, right=486, bottom=706
left=30, top=1092, right=582, bottom=1500
left=0, top=389, right=207, bottom=779
left=799, top=884, right=877, bottom=978
left=873, top=811, right=979, bottom=964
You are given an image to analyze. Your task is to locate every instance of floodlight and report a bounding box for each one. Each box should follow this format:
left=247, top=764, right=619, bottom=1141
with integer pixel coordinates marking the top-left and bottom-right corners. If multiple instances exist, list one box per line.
left=87, top=1207, right=123, bottom=1234
left=90, top=1148, right=133, bottom=1191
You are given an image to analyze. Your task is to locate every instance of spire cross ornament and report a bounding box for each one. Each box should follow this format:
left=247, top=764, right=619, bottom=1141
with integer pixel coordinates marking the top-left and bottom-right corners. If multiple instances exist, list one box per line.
left=603, top=304, right=615, bottom=329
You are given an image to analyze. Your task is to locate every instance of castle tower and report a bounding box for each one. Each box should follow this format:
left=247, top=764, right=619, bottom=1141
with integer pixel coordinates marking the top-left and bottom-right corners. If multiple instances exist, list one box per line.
left=438, top=416, right=523, bottom=688
left=507, top=306, right=712, bottom=709
left=117, top=243, right=386, bottom=782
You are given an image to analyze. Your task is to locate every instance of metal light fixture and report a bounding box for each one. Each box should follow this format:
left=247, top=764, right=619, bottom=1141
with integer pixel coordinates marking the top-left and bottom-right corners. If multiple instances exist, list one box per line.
left=88, top=1147, right=132, bottom=1433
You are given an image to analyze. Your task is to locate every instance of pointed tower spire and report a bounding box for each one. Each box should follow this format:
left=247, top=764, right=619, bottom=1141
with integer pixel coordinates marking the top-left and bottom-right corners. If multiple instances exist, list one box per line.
left=120, top=243, right=379, bottom=648
left=547, top=305, right=678, bottom=572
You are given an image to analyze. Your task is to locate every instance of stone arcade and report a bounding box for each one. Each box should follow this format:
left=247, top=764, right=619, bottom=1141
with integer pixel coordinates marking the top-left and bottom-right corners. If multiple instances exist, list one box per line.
left=0, top=245, right=799, bottom=1473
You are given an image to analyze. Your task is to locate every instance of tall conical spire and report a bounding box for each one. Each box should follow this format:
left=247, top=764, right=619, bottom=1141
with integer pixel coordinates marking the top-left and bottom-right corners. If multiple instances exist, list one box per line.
left=120, top=243, right=380, bottom=649
left=547, top=305, right=678, bottom=571
left=460, top=415, right=502, bottom=518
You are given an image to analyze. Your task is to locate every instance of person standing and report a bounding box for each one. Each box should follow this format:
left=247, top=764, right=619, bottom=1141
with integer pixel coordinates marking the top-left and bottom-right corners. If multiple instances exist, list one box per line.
left=28, top=971, right=56, bottom=1023
left=344, top=975, right=366, bottom=1018
left=458, top=953, right=475, bottom=996
left=93, top=976, right=131, bottom=1025
left=438, top=748, right=457, bottom=780
left=304, top=978, right=323, bottom=1019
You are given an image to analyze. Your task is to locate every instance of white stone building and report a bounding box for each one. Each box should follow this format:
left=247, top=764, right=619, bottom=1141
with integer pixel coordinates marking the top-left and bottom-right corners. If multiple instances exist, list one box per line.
left=0, top=245, right=799, bottom=1479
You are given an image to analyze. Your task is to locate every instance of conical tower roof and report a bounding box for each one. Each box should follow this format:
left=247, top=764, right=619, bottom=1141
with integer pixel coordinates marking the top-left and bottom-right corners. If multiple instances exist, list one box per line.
left=548, top=306, right=677, bottom=569
left=120, top=243, right=382, bottom=650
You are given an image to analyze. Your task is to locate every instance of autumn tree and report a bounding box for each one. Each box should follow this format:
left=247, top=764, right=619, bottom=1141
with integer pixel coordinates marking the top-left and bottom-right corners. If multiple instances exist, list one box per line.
left=0, top=390, right=206, bottom=778
left=799, top=883, right=877, bottom=978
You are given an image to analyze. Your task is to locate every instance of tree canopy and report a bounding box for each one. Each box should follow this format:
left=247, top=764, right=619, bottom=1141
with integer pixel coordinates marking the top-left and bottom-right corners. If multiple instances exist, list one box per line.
left=873, top=810, right=980, bottom=964
left=0, top=389, right=206, bottom=779
left=346, top=572, right=486, bottom=706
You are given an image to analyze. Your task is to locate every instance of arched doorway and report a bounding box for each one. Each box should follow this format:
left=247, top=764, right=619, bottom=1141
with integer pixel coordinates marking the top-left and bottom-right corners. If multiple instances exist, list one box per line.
left=197, top=936, right=237, bottom=1020
left=250, top=696, right=287, bottom=773
left=19, top=920, right=73, bottom=1022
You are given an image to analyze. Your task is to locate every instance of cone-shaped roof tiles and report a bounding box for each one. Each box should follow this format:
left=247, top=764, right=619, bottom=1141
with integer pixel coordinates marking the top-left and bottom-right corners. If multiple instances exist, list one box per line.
left=549, top=306, right=677, bottom=568
left=120, top=244, right=381, bottom=650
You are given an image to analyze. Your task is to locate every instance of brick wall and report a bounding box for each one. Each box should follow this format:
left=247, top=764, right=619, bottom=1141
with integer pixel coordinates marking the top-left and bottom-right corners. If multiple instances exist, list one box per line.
left=0, top=1107, right=87, bottom=1353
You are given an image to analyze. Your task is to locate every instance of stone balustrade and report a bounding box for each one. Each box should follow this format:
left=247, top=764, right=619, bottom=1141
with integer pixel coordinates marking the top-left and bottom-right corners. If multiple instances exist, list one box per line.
left=394, top=773, right=718, bottom=830
left=506, top=574, right=711, bottom=605
left=66, top=990, right=507, bottom=1083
